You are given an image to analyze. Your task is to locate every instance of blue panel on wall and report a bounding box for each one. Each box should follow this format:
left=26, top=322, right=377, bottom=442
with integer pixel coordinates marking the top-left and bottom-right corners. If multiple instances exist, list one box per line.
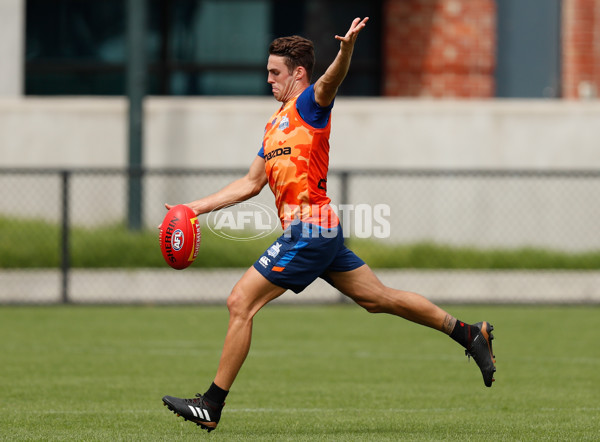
left=496, top=0, right=562, bottom=98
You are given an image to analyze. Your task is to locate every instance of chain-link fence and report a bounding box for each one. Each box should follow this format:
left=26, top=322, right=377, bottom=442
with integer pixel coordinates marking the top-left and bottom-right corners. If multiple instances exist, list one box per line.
left=2, top=167, right=600, bottom=304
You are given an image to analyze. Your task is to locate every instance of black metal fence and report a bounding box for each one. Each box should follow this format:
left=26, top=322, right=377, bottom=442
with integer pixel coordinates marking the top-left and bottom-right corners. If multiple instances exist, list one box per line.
left=1, top=167, right=600, bottom=304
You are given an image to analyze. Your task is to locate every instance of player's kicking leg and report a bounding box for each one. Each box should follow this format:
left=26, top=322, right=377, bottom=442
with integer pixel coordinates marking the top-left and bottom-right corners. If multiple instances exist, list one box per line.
left=324, top=264, right=496, bottom=387
left=162, top=266, right=286, bottom=432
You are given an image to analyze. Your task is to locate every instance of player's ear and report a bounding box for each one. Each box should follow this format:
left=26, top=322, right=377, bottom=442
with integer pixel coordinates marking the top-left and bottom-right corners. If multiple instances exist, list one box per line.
left=295, top=66, right=306, bottom=81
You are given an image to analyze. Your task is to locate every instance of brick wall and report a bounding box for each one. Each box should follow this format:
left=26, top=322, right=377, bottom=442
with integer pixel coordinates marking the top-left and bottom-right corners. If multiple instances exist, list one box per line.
left=383, top=0, right=496, bottom=97
left=562, top=0, right=600, bottom=99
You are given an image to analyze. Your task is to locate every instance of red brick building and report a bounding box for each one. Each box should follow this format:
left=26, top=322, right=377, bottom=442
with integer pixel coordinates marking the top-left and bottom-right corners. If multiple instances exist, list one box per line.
left=382, top=0, right=600, bottom=99
left=562, top=0, right=600, bottom=98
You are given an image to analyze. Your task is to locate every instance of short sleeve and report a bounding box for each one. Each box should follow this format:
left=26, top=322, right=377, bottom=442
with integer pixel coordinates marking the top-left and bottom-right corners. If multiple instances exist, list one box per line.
left=296, top=84, right=334, bottom=129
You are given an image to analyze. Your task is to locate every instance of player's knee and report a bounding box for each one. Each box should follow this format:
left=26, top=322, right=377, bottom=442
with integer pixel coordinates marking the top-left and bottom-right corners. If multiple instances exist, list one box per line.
left=357, top=300, right=377, bottom=313
left=352, top=292, right=388, bottom=314
left=359, top=299, right=387, bottom=314
left=343, top=281, right=390, bottom=314
left=353, top=288, right=393, bottom=314
left=226, top=285, right=251, bottom=320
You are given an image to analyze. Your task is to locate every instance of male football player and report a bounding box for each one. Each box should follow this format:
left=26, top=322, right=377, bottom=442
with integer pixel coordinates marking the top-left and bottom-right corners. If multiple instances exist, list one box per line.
left=162, top=17, right=496, bottom=432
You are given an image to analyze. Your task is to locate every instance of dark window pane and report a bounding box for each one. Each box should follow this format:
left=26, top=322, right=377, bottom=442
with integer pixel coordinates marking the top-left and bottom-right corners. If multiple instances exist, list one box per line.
left=160, top=0, right=270, bottom=95
left=275, top=0, right=381, bottom=96
left=26, top=0, right=125, bottom=62
left=25, top=0, right=381, bottom=96
left=169, top=0, right=271, bottom=63
left=26, top=0, right=126, bottom=94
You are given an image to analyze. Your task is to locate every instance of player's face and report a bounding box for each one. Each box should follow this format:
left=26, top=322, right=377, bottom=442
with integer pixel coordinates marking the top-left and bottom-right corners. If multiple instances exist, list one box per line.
left=267, top=55, right=299, bottom=103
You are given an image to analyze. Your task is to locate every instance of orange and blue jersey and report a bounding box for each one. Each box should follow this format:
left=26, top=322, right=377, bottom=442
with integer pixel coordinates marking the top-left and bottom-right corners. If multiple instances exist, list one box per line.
left=258, top=85, right=339, bottom=229
left=253, top=85, right=365, bottom=293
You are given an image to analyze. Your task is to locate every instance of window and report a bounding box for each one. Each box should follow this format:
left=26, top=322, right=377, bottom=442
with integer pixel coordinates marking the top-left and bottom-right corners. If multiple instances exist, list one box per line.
left=495, top=0, right=562, bottom=98
left=25, top=0, right=381, bottom=96
left=26, top=0, right=127, bottom=95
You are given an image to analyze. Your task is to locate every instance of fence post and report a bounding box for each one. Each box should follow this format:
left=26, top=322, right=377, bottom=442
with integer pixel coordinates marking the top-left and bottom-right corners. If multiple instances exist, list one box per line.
left=60, top=170, right=71, bottom=304
left=338, top=170, right=350, bottom=304
left=340, top=170, right=350, bottom=208
left=339, top=170, right=350, bottom=243
left=127, top=0, right=147, bottom=231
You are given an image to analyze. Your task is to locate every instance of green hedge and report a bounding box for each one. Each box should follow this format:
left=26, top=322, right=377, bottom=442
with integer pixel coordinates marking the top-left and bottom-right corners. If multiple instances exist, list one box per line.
left=351, top=239, right=600, bottom=270
left=2, top=217, right=600, bottom=269
left=0, top=217, right=271, bottom=268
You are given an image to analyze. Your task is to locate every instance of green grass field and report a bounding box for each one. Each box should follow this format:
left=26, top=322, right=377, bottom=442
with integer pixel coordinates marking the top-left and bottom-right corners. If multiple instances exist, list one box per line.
left=1, top=305, right=598, bottom=441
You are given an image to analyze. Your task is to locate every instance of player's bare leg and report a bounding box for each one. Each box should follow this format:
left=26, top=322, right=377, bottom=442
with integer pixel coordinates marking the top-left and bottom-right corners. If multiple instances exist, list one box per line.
left=325, top=265, right=496, bottom=386
left=214, top=266, right=287, bottom=389
left=163, top=267, right=286, bottom=431
left=326, top=265, right=455, bottom=331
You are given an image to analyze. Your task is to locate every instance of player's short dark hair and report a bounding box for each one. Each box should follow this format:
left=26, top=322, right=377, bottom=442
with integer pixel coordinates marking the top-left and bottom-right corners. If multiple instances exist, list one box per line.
left=269, top=35, right=315, bottom=81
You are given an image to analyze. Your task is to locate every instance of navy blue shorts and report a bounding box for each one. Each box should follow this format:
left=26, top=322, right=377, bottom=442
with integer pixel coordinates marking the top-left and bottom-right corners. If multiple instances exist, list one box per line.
left=253, top=221, right=365, bottom=293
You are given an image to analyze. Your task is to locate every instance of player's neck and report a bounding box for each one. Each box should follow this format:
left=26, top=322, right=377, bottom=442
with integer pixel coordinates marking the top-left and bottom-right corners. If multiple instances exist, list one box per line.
left=280, top=84, right=309, bottom=106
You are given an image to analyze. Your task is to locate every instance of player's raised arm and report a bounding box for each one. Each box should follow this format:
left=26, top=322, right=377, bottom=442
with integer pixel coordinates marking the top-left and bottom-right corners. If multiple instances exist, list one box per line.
left=165, top=155, right=268, bottom=216
left=313, top=17, right=369, bottom=108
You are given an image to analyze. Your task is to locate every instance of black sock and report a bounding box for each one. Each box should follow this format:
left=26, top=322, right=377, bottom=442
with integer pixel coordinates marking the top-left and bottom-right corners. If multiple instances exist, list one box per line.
left=204, top=382, right=228, bottom=404
left=450, top=320, right=476, bottom=349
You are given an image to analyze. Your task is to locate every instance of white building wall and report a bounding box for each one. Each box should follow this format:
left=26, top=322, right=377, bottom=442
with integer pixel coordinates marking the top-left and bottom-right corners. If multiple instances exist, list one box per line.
left=1, top=97, right=600, bottom=169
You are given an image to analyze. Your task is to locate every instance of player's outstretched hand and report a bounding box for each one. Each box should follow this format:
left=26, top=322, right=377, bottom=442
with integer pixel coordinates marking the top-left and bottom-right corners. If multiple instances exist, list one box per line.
left=335, top=17, right=369, bottom=52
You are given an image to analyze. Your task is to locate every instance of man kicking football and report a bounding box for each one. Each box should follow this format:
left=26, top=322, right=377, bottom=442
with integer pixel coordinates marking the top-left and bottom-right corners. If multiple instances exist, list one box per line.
left=162, top=17, right=496, bottom=432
